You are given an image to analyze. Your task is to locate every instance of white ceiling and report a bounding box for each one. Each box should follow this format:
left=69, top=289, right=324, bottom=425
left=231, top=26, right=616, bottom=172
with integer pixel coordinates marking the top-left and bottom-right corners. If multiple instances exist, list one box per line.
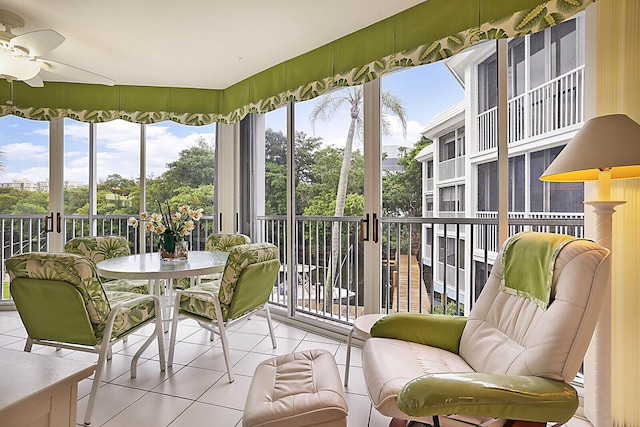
left=0, top=0, right=426, bottom=89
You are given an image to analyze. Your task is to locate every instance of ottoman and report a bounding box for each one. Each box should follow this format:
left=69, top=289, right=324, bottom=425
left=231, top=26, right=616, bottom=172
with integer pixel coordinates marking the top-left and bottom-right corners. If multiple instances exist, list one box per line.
left=243, top=349, right=348, bottom=427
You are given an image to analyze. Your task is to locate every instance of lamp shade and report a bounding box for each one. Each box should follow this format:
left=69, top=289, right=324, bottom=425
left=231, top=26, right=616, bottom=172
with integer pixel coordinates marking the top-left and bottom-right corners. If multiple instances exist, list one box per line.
left=540, top=114, right=640, bottom=182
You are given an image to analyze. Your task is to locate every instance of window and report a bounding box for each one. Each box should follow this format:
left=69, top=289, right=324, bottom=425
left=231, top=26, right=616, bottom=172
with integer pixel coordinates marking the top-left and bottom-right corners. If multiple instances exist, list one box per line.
left=477, top=161, right=498, bottom=212
left=478, top=53, right=498, bottom=113
left=508, top=38, right=526, bottom=98
left=439, top=185, right=465, bottom=212
left=529, top=17, right=582, bottom=88
left=509, top=155, right=525, bottom=212
left=530, top=146, right=584, bottom=213
left=438, top=237, right=465, bottom=269
left=439, top=131, right=456, bottom=162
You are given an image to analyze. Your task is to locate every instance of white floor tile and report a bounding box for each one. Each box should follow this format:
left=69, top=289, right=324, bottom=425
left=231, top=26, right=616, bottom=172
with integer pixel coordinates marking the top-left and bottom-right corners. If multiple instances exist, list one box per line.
left=101, top=391, right=191, bottom=427
left=76, top=383, right=147, bottom=426
left=0, top=310, right=594, bottom=427
left=251, top=335, right=300, bottom=356
left=169, top=401, right=243, bottom=427
left=152, top=366, right=226, bottom=400
left=198, top=374, right=254, bottom=410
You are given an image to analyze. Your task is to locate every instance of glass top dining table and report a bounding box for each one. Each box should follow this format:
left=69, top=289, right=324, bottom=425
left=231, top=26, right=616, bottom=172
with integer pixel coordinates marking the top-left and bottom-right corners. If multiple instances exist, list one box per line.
left=96, top=251, right=229, bottom=281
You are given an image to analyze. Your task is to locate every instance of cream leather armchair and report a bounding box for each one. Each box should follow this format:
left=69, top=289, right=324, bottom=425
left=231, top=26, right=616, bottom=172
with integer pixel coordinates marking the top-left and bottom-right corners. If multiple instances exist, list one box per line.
left=362, top=232, right=611, bottom=427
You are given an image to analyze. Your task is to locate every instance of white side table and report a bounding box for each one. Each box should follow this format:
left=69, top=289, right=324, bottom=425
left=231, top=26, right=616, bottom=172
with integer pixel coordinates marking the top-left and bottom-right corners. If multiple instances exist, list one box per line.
left=344, top=313, right=387, bottom=386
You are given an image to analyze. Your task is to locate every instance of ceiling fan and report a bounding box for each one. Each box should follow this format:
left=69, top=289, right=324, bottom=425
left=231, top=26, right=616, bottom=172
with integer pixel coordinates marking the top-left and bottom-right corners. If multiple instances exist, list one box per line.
left=0, top=8, right=114, bottom=87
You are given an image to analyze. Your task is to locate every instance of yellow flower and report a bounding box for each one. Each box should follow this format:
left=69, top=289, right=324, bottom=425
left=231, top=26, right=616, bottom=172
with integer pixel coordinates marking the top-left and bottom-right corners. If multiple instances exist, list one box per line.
left=179, top=205, right=190, bottom=214
left=155, top=224, right=166, bottom=234
left=127, top=217, right=139, bottom=227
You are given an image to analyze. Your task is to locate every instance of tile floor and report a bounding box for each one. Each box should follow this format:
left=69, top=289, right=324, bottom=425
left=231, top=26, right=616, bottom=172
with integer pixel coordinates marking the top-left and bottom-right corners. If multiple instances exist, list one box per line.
left=0, top=309, right=592, bottom=427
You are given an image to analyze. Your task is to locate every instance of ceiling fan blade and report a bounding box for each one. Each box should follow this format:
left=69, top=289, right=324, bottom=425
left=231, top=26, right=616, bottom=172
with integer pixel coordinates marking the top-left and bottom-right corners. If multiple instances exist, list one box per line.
left=10, top=29, right=65, bottom=57
left=40, top=60, right=115, bottom=86
left=0, top=51, right=40, bottom=80
left=24, top=74, right=44, bottom=88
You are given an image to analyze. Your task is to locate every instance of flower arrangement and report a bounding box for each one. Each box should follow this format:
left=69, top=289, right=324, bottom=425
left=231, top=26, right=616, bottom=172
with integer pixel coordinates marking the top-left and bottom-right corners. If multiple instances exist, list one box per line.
left=128, top=201, right=203, bottom=259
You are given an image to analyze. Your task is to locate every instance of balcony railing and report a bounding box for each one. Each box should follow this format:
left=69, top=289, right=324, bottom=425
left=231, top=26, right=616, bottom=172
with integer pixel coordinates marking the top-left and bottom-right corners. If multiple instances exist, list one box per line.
left=256, top=214, right=584, bottom=324
left=477, top=66, right=585, bottom=152
left=3, top=213, right=584, bottom=328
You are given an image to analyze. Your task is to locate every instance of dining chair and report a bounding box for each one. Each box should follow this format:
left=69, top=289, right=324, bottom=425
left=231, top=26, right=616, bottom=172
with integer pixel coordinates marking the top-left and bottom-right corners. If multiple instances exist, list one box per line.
left=6, top=252, right=166, bottom=426
left=174, top=233, right=251, bottom=290
left=65, top=235, right=151, bottom=294
left=361, top=232, right=611, bottom=427
left=168, top=242, right=280, bottom=382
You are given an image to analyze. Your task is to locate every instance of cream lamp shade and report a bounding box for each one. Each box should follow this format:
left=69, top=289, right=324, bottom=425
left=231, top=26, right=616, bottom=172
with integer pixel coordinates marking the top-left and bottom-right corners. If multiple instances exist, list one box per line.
left=540, top=114, right=640, bottom=182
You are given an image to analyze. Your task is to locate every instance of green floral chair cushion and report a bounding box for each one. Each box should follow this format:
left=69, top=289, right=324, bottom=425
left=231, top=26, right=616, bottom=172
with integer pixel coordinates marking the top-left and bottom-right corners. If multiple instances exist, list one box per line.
left=65, top=236, right=149, bottom=294
left=7, top=252, right=110, bottom=324
left=174, top=233, right=251, bottom=290
left=178, top=242, right=279, bottom=320
left=6, top=252, right=156, bottom=344
left=101, top=290, right=156, bottom=341
left=205, top=233, right=251, bottom=251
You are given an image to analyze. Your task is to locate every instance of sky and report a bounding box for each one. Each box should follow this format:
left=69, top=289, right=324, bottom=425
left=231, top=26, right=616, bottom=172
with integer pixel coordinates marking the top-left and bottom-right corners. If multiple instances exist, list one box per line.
left=266, top=61, right=463, bottom=152
left=0, top=61, right=463, bottom=185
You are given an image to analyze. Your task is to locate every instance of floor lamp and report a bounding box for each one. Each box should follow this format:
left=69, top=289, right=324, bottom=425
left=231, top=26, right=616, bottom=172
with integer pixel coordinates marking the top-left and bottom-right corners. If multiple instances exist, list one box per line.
left=540, top=113, right=640, bottom=427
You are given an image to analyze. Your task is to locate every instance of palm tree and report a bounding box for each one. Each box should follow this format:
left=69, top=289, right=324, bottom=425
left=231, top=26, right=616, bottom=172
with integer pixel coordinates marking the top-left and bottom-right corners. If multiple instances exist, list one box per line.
left=310, top=86, right=407, bottom=310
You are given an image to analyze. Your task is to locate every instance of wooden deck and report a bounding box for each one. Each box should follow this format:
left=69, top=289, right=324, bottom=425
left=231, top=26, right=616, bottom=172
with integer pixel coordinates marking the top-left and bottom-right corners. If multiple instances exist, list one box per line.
left=389, top=254, right=431, bottom=313
left=298, top=254, right=432, bottom=319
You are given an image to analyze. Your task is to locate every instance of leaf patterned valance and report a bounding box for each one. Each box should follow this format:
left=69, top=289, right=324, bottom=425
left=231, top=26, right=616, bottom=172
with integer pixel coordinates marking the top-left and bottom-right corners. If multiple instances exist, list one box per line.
left=0, top=0, right=593, bottom=125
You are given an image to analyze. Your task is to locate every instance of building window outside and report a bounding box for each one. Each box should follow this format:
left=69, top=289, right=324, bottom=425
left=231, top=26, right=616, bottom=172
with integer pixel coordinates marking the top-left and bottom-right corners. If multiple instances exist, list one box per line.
left=477, top=161, right=498, bottom=212
left=478, top=53, right=498, bottom=113
left=509, top=155, right=526, bottom=212
left=439, top=185, right=465, bottom=213
left=530, top=146, right=584, bottom=213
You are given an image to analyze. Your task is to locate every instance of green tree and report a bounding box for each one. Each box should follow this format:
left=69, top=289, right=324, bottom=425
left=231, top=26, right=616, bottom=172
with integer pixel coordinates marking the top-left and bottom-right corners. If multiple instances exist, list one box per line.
left=310, top=87, right=407, bottom=306
left=383, top=136, right=432, bottom=217
left=163, top=137, right=215, bottom=189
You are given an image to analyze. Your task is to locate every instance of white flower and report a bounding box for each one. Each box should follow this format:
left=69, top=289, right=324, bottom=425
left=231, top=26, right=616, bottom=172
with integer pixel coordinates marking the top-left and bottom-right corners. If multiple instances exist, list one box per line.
left=183, top=220, right=195, bottom=232
left=127, top=217, right=139, bottom=227
left=171, top=212, right=181, bottom=221
left=145, top=222, right=154, bottom=231
left=190, top=209, right=203, bottom=221
left=179, top=205, right=190, bottom=214
left=140, top=212, right=149, bottom=220
left=155, top=224, right=166, bottom=234
left=150, top=212, right=163, bottom=223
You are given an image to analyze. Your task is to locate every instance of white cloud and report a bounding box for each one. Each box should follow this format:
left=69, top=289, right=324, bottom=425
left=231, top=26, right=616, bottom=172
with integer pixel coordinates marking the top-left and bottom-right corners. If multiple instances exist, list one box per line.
left=3, top=142, right=48, bottom=162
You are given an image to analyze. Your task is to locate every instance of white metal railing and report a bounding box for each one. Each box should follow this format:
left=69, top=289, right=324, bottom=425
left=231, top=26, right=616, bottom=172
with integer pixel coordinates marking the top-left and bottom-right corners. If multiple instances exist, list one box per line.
left=478, top=107, right=498, bottom=152
left=477, top=66, right=585, bottom=152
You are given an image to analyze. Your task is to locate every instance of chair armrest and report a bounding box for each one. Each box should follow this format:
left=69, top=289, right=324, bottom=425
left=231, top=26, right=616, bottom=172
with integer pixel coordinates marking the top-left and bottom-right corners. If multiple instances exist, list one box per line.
left=370, top=313, right=467, bottom=354
left=397, top=372, right=578, bottom=424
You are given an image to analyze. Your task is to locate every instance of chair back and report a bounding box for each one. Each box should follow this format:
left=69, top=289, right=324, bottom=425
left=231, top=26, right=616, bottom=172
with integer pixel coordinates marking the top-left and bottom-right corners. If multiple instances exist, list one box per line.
left=65, top=236, right=131, bottom=265
left=459, top=232, right=610, bottom=382
left=217, top=243, right=280, bottom=320
left=6, top=252, right=111, bottom=345
left=205, top=233, right=251, bottom=251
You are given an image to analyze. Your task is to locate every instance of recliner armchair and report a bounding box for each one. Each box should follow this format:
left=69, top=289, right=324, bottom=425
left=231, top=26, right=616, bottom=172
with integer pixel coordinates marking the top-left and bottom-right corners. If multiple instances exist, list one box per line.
left=362, top=232, right=611, bottom=426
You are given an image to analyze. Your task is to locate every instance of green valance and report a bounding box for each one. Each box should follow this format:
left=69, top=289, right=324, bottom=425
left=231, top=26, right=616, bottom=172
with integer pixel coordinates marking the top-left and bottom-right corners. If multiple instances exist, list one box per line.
left=0, top=0, right=593, bottom=125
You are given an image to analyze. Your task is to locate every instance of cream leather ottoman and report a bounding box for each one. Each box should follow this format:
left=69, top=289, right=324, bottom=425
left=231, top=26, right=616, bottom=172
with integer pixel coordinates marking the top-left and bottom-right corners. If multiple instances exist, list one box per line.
left=243, top=349, right=348, bottom=427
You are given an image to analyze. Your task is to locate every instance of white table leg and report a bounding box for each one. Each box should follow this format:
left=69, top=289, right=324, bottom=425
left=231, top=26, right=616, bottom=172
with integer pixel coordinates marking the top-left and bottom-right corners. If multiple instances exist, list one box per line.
left=344, top=327, right=354, bottom=386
